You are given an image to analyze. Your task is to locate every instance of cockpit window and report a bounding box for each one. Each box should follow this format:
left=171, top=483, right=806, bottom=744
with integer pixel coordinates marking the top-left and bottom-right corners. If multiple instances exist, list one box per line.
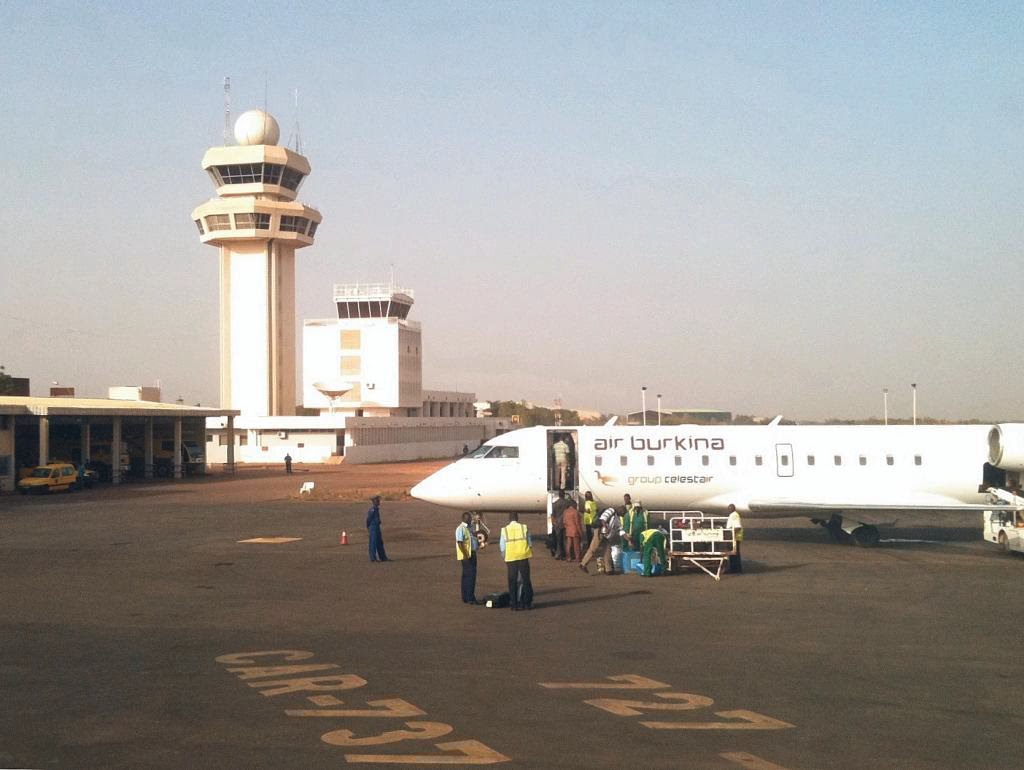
left=467, top=445, right=519, bottom=459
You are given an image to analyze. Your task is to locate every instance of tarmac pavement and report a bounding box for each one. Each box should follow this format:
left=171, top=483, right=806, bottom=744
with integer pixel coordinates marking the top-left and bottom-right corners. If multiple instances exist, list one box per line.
left=2, top=470, right=1023, bottom=769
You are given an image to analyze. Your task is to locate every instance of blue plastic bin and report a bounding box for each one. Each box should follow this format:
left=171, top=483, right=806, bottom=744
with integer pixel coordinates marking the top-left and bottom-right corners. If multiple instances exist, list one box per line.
left=633, top=561, right=664, bottom=576
left=621, top=550, right=642, bottom=573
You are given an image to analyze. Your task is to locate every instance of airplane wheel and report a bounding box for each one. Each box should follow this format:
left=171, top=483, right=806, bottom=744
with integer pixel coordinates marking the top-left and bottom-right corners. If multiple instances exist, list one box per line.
left=998, top=531, right=1009, bottom=552
left=853, top=525, right=880, bottom=547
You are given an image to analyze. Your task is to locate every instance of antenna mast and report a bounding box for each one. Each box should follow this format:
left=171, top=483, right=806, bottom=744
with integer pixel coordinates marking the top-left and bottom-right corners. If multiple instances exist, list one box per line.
left=223, top=76, right=232, bottom=144
left=290, top=88, right=303, bottom=154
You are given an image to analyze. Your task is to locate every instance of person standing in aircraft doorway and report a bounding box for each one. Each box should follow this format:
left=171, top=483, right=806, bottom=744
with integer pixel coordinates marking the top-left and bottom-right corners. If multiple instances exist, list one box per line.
left=552, top=434, right=570, bottom=489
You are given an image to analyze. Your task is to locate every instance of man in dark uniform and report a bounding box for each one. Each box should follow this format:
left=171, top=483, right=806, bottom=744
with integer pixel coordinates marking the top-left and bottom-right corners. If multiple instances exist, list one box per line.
left=366, top=495, right=389, bottom=562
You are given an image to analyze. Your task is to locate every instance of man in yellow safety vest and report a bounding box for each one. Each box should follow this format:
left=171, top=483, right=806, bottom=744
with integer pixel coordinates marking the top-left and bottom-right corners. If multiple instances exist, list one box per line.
left=456, top=511, right=480, bottom=604
left=582, top=491, right=598, bottom=549
left=500, top=512, right=534, bottom=611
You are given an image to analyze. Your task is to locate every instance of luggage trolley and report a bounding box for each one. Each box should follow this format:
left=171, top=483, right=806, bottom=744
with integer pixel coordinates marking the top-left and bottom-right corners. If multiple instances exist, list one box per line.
left=649, top=511, right=738, bottom=581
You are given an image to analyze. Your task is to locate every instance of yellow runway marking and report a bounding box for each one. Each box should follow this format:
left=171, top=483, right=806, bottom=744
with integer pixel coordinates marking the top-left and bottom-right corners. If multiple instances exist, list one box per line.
left=238, top=536, right=302, bottom=544
left=344, top=739, right=511, bottom=764
left=643, top=709, right=795, bottom=730
left=539, top=674, right=671, bottom=690
left=720, top=751, right=793, bottom=769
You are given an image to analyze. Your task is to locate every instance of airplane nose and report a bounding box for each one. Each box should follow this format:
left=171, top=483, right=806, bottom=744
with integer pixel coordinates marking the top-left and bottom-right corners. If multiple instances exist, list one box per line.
left=410, top=474, right=443, bottom=504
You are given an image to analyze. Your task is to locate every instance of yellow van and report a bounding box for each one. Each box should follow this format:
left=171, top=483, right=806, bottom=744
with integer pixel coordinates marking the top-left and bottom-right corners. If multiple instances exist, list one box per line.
left=18, top=463, right=79, bottom=494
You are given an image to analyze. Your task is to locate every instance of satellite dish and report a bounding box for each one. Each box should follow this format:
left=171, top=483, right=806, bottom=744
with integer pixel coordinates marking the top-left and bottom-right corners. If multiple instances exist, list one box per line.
left=313, top=380, right=355, bottom=414
left=314, top=380, right=355, bottom=399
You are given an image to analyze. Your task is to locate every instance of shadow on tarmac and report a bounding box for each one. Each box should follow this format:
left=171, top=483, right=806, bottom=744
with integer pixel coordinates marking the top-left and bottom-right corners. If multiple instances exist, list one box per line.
left=536, top=589, right=652, bottom=609
left=751, top=525, right=980, bottom=545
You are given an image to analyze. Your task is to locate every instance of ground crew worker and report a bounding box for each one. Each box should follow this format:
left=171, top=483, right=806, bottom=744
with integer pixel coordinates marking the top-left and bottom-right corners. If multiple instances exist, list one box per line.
left=726, top=503, right=744, bottom=573
left=582, top=491, right=598, bottom=548
left=284, top=453, right=293, bottom=474
left=456, top=511, right=479, bottom=604
left=500, top=512, right=533, bottom=611
left=366, top=495, right=389, bottom=562
left=623, top=501, right=648, bottom=551
left=639, top=527, right=668, bottom=577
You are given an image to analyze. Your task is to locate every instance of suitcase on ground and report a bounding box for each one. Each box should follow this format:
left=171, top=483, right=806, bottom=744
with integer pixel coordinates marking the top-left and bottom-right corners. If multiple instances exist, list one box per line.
left=484, top=591, right=510, bottom=608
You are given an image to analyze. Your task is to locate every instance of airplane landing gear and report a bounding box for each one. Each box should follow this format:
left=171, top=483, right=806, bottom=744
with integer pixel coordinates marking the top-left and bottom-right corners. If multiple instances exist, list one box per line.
left=852, top=524, right=880, bottom=547
left=812, top=515, right=879, bottom=546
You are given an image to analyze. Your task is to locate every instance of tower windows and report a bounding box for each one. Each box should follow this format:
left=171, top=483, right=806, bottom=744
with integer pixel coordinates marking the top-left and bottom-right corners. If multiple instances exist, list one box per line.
left=209, top=163, right=304, bottom=190
left=307, top=221, right=319, bottom=237
left=204, top=214, right=232, bottom=232
left=234, top=212, right=270, bottom=229
left=279, top=216, right=311, bottom=233
left=194, top=219, right=205, bottom=234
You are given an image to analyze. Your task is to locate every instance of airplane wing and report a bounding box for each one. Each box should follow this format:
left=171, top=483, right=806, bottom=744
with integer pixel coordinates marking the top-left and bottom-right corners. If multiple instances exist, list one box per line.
left=744, top=491, right=1023, bottom=526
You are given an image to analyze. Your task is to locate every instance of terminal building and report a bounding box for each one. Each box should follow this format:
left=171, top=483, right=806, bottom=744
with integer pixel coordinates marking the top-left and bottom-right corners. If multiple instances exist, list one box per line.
left=196, top=110, right=504, bottom=465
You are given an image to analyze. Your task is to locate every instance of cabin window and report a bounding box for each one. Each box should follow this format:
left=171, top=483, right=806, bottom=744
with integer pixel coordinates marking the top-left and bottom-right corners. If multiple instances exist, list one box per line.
left=620, top=456, right=628, bottom=466
left=647, top=455, right=655, bottom=466
left=755, top=455, right=763, bottom=466
left=807, top=455, right=815, bottom=466
left=781, top=455, right=790, bottom=466
left=859, top=455, right=867, bottom=466
left=886, top=455, right=894, bottom=466
left=834, top=455, right=842, bottom=466
left=595, top=456, right=603, bottom=467
left=702, top=455, right=710, bottom=466
left=914, top=455, right=922, bottom=466
left=674, top=456, right=682, bottom=466
left=729, top=455, right=736, bottom=466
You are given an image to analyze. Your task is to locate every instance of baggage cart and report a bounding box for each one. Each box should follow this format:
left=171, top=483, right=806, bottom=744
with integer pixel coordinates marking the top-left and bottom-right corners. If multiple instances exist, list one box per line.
left=649, top=510, right=738, bottom=581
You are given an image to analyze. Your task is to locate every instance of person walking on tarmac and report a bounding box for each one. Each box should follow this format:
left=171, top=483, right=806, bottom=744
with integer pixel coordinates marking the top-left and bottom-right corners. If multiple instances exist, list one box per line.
left=580, top=506, right=618, bottom=574
left=582, top=491, right=598, bottom=549
left=284, top=453, right=293, bottom=474
left=500, top=513, right=534, bottom=611
left=366, top=495, right=389, bottom=562
left=455, top=512, right=480, bottom=604
left=639, top=527, right=668, bottom=576
left=726, top=503, right=744, bottom=573
left=563, top=499, right=583, bottom=562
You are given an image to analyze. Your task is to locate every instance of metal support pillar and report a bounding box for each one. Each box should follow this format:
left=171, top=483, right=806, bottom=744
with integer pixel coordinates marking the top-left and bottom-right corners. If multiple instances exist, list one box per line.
left=225, top=415, right=235, bottom=474
left=81, top=422, right=91, bottom=464
left=144, top=418, right=154, bottom=479
left=4, top=416, right=15, bottom=492
left=38, top=416, right=49, bottom=467
left=173, top=418, right=183, bottom=479
left=112, top=417, right=122, bottom=485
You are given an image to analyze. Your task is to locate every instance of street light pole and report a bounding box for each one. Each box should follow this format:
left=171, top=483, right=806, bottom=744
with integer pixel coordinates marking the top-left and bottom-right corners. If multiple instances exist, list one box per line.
left=657, top=394, right=662, bottom=426
left=641, top=386, right=647, bottom=427
left=911, top=383, right=917, bottom=426
left=883, top=388, right=888, bottom=426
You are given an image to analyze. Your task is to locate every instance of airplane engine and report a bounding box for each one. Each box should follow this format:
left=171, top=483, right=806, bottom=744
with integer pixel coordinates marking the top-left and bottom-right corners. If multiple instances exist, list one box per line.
left=987, top=424, right=1024, bottom=471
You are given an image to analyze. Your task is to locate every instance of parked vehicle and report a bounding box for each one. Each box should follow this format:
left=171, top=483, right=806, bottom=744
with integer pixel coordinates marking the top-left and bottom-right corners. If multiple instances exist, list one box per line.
left=18, top=463, right=79, bottom=494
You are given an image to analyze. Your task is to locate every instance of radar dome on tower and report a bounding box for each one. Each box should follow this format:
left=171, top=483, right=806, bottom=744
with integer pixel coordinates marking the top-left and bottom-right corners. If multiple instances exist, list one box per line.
left=233, top=109, right=280, bottom=146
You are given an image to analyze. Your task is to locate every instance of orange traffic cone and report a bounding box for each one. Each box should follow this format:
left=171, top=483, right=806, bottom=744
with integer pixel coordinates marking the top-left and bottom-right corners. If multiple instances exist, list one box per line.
left=340, top=530, right=349, bottom=545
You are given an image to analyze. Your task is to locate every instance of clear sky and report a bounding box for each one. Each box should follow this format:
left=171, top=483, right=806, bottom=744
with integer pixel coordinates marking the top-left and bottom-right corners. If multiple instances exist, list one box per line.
left=2, top=1, right=1022, bottom=421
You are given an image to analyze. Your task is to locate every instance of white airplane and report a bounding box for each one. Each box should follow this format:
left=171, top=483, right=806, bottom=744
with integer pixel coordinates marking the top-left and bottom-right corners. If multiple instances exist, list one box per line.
left=410, top=422, right=1024, bottom=545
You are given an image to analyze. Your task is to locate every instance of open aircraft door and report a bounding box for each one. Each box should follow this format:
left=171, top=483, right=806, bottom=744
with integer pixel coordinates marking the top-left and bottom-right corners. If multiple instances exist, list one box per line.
left=775, top=443, right=794, bottom=478
left=547, top=429, right=578, bottom=492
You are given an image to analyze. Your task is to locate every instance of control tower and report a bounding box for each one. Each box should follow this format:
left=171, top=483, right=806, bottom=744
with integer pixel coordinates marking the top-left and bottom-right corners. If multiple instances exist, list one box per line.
left=192, top=109, right=322, bottom=416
